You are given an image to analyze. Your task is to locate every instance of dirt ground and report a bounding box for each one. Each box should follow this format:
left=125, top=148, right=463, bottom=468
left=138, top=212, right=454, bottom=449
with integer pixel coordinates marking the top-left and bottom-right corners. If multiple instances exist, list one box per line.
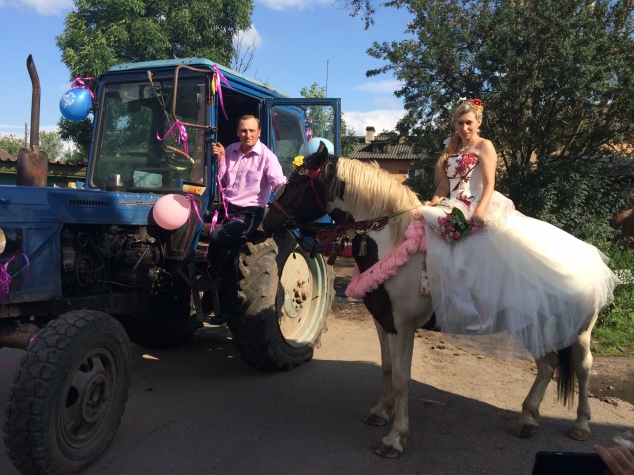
left=0, top=260, right=633, bottom=475
left=334, top=258, right=634, bottom=401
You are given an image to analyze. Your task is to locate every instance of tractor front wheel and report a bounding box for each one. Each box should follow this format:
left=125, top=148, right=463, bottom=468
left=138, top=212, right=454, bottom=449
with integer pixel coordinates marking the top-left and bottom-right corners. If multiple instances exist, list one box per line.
left=4, top=310, right=131, bottom=475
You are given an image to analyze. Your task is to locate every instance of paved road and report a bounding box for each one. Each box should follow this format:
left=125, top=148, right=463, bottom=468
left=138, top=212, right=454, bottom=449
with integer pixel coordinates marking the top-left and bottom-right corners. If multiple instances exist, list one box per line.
left=1, top=315, right=632, bottom=475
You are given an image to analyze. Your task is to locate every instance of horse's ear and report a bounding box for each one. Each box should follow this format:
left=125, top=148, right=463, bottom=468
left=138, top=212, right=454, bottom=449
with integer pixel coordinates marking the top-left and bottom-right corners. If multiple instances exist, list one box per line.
left=317, top=141, right=329, bottom=165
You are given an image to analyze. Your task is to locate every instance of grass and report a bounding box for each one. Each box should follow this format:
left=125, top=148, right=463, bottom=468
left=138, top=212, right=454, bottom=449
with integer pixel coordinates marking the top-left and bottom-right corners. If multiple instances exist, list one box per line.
left=593, top=241, right=634, bottom=357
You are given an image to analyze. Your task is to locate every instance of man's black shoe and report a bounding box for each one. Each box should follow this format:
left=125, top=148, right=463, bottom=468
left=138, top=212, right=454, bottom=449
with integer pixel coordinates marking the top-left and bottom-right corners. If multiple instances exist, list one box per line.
left=207, top=312, right=238, bottom=325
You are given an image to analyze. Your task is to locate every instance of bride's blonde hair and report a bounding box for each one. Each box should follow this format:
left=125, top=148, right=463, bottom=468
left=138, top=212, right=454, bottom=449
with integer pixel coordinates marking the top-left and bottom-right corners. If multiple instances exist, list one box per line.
left=435, top=99, right=484, bottom=183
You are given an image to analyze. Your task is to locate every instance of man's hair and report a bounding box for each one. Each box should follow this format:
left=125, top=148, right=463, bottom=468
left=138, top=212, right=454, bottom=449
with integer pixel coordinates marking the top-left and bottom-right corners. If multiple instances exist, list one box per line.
left=237, top=114, right=260, bottom=130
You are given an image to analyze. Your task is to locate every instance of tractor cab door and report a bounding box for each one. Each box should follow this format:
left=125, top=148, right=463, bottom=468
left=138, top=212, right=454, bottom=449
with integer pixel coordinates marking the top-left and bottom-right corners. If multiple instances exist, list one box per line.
left=263, top=98, right=341, bottom=177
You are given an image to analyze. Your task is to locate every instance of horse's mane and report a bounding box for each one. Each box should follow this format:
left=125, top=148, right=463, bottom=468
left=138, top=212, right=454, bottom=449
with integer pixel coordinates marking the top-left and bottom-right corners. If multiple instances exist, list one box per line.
left=328, top=157, right=421, bottom=245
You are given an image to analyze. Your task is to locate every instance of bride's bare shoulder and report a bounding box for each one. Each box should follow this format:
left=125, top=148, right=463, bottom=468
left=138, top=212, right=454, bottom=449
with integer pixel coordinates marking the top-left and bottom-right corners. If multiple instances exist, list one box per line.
left=475, top=138, right=496, bottom=153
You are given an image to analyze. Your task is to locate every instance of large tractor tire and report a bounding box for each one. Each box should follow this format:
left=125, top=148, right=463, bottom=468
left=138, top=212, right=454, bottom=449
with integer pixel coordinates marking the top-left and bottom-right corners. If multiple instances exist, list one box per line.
left=229, top=233, right=334, bottom=370
left=4, top=310, right=131, bottom=475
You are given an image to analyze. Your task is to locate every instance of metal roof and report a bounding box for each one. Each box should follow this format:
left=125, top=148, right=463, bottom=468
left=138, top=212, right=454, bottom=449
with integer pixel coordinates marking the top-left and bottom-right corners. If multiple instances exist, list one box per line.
left=349, top=138, right=422, bottom=161
left=108, top=57, right=290, bottom=98
left=0, top=150, right=87, bottom=166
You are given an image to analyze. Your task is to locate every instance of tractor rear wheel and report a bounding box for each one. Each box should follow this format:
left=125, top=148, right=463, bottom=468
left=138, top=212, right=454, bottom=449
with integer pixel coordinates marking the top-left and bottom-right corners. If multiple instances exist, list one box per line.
left=229, top=234, right=334, bottom=370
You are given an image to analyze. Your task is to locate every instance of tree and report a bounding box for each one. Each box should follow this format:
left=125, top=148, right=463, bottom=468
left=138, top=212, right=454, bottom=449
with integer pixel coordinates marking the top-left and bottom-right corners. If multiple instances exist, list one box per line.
left=39, top=131, right=64, bottom=162
left=0, top=132, right=64, bottom=161
left=231, top=30, right=257, bottom=74
left=56, top=0, right=254, bottom=153
left=0, top=134, right=23, bottom=157
left=363, top=0, right=634, bottom=241
left=300, top=83, right=358, bottom=157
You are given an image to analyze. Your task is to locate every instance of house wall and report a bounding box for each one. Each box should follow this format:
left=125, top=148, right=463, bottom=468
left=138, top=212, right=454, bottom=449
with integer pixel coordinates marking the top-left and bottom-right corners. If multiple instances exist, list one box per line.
left=0, top=162, right=87, bottom=187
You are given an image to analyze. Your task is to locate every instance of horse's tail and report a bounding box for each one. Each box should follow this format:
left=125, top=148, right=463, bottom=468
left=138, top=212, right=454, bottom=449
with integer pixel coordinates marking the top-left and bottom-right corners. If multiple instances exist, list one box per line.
left=556, top=345, right=576, bottom=408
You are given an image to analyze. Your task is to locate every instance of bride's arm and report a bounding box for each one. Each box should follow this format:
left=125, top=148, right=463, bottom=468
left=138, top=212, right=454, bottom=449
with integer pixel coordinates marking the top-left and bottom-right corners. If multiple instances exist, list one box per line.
left=423, top=167, right=450, bottom=206
left=471, top=140, right=497, bottom=226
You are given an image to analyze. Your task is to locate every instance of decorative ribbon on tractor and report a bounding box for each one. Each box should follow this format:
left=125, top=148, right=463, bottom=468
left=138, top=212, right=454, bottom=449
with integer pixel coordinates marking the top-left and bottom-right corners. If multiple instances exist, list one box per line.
left=71, top=77, right=96, bottom=99
left=0, top=253, right=30, bottom=311
left=212, top=64, right=233, bottom=120
left=157, top=120, right=189, bottom=158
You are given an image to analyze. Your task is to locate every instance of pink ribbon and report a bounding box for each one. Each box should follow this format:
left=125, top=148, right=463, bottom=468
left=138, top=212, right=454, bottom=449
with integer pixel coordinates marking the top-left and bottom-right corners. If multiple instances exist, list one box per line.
left=71, top=76, right=96, bottom=99
left=157, top=120, right=189, bottom=158
left=187, top=195, right=205, bottom=225
left=1, top=253, right=30, bottom=311
left=213, top=64, right=233, bottom=120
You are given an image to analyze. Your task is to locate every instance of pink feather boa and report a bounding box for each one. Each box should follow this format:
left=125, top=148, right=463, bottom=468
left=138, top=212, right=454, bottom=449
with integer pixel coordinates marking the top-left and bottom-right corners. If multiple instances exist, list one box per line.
left=345, top=216, right=427, bottom=300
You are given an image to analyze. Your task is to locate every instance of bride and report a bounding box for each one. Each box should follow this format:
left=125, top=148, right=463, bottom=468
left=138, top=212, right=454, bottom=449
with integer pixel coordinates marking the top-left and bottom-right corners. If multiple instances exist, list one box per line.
left=420, top=98, right=620, bottom=359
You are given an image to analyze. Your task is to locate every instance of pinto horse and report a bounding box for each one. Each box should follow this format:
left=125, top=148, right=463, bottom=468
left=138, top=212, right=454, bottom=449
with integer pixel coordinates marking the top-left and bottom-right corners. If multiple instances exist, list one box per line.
left=262, top=143, right=598, bottom=458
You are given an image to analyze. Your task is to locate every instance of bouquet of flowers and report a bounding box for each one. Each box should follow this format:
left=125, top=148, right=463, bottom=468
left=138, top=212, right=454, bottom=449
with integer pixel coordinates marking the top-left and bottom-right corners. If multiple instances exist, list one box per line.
left=436, top=208, right=479, bottom=242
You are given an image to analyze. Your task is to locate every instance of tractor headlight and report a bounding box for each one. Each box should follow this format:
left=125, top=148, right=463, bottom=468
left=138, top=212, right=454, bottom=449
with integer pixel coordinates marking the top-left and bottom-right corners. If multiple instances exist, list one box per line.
left=0, top=228, right=22, bottom=255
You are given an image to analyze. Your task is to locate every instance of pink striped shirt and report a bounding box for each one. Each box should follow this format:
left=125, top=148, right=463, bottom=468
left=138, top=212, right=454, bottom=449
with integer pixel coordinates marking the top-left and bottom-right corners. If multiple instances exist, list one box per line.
left=219, top=140, right=286, bottom=208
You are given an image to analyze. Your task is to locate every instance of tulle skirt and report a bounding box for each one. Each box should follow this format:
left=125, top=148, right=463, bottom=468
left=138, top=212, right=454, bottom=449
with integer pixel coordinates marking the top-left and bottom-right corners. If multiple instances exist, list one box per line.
left=421, top=196, right=620, bottom=359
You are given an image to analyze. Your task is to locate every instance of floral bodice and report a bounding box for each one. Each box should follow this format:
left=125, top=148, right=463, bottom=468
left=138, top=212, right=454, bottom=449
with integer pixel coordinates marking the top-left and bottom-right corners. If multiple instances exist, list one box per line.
left=444, top=153, right=481, bottom=209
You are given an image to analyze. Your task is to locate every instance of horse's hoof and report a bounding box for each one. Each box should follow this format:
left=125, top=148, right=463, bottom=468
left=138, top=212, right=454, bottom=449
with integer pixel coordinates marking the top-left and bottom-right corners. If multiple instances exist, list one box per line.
left=364, top=413, right=389, bottom=426
left=569, top=427, right=591, bottom=441
left=517, top=423, right=539, bottom=438
left=374, top=442, right=402, bottom=458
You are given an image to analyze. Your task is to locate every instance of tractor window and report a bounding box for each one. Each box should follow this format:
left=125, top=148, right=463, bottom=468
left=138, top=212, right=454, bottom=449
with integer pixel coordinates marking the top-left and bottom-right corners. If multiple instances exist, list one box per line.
left=270, top=104, right=336, bottom=177
left=92, top=77, right=207, bottom=191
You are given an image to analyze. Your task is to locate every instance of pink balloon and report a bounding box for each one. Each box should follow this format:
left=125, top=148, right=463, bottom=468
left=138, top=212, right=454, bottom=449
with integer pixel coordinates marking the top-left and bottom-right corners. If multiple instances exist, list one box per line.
left=152, top=194, right=190, bottom=230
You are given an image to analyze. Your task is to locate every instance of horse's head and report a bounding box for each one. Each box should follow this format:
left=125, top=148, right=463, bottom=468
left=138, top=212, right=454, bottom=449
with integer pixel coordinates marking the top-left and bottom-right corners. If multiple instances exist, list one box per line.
left=263, top=141, right=334, bottom=237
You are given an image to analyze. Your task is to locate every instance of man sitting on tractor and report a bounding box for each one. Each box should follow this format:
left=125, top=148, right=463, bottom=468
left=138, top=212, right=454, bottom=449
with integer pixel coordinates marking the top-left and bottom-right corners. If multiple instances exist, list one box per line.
left=208, top=114, right=286, bottom=324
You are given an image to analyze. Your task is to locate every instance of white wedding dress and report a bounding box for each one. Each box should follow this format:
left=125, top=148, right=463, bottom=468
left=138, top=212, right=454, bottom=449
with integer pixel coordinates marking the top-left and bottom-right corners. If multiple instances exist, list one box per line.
left=420, top=153, right=620, bottom=358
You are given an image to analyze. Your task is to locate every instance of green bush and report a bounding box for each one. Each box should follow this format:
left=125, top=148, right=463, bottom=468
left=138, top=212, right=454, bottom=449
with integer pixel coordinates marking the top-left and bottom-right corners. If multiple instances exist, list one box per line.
left=593, top=240, right=634, bottom=356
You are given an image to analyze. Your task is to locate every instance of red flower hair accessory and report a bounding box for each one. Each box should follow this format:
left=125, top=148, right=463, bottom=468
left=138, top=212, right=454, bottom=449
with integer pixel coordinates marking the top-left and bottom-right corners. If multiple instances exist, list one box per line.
left=471, top=98, right=483, bottom=107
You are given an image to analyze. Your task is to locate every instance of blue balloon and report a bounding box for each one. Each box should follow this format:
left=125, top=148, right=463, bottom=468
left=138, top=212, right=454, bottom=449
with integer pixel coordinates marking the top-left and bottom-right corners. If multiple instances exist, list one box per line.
left=299, top=137, right=334, bottom=156
left=59, top=88, right=92, bottom=121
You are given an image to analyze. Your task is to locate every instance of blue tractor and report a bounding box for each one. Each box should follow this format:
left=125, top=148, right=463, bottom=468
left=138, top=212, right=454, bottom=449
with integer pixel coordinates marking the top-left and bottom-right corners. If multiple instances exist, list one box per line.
left=1, top=56, right=339, bottom=475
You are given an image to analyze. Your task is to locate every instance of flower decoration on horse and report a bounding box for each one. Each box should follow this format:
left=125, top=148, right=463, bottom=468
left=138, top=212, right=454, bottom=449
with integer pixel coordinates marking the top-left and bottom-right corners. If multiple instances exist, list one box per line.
left=293, top=155, right=305, bottom=170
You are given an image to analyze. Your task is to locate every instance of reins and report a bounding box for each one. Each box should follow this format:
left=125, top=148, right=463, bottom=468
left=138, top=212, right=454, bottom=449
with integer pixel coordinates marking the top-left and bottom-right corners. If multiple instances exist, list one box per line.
left=299, top=205, right=421, bottom=265
left=268, top=158, right=421, bottom=265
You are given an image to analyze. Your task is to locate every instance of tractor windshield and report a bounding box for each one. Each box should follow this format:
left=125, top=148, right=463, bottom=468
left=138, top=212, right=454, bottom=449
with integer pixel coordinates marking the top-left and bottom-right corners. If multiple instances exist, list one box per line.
left=91, top=76, right=207, bottom=191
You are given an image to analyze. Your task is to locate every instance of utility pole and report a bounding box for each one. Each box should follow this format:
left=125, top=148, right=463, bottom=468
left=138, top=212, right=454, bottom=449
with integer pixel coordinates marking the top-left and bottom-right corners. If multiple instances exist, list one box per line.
left=325, top=60, right=329, bottom=98
left=24, top=123, right=28, bottom=148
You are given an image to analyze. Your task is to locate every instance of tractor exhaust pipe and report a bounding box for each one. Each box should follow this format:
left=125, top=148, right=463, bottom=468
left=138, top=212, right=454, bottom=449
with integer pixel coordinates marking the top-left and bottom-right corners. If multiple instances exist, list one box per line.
left=0, top=323, right=39, bottom=350
left=27, top=54, right=41, bottom=153
left=16, top=55, right=48, bottom=187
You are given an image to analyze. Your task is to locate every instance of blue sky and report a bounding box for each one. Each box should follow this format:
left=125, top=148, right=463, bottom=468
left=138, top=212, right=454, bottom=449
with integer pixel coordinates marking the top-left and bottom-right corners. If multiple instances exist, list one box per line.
left=0, top=0, right=413, bottom=140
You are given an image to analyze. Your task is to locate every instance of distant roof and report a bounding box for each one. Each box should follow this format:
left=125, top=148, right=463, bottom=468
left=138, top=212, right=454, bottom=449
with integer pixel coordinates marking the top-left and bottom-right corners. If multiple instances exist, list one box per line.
left=349, top=136, right=422, bottom=161
left=0, top=150, right=87, bottom=166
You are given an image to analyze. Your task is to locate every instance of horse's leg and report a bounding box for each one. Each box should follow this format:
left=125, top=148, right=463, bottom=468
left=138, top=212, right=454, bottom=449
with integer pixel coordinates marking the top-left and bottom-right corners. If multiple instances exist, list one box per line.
left=364, top=320, right=394, bottom=426
left=569, top=314, right=598, bottom=441
left=517, top=351, right=560, bottom=437
left=374, top=325, right=416, bottom=458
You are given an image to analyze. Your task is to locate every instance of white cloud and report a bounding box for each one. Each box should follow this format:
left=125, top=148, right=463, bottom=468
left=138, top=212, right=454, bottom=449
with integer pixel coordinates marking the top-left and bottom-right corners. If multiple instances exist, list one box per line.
left=344, top=109, right=406, bottom=135
left=258, top=0, right=331, bottom=10
left=0, top=0, right=73, bottom=15
left=354, top=79, right=403, bottom=94
left=374, top=95, right=402, bottom=109
left=235, top=25, right=262, bottom=50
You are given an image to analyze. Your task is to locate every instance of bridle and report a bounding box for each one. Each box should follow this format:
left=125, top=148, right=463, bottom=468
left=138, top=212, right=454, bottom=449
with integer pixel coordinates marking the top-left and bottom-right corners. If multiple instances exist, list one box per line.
left=268, top=166, right=328, bottom=227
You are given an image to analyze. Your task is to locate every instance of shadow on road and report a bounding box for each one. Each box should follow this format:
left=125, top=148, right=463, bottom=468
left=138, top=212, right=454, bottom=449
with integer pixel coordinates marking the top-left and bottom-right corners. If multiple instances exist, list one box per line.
left=0, top=327, right=630, bottom=475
